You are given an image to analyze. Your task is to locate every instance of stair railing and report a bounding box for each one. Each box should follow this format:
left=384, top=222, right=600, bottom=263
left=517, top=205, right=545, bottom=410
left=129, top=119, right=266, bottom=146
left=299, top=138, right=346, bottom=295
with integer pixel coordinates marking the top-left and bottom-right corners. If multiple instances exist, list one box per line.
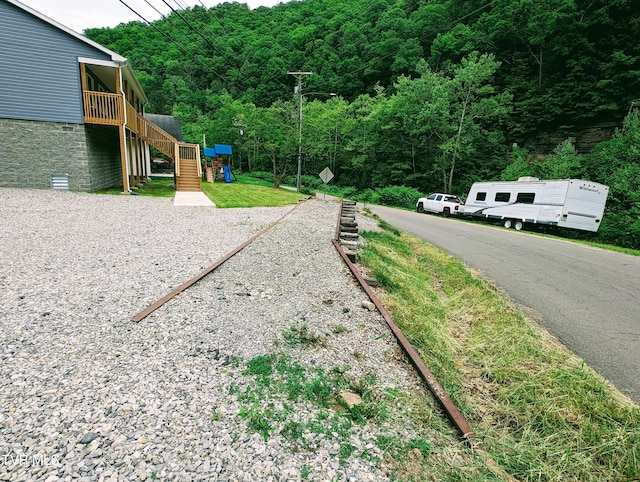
left=136, top=114, right=201, bottom=183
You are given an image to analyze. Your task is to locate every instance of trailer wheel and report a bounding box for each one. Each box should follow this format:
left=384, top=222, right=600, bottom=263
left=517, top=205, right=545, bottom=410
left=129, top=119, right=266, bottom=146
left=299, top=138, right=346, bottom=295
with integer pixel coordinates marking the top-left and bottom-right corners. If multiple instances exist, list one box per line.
left=417, top=202, right=424, bottom=213
left=504, top=219, right=513, bottom=229
left=514, top=220, right=524, bottom=230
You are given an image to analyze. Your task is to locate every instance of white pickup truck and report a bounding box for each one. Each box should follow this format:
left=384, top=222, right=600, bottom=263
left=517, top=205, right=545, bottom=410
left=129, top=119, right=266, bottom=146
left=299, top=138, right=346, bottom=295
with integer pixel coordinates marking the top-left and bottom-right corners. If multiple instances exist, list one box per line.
left=416, top=193, right=462, bottom=216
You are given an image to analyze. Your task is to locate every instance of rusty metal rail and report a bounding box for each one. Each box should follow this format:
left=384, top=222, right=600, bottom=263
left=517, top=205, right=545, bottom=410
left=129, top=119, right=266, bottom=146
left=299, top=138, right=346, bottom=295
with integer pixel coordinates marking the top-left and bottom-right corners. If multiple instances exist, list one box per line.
left=130, top=196, right=516, bottom=478
left=131, top=202, right=304, bottom=322
left=332, top=200, right=481, bottom=446
left=133, top=197, right=476, bottom=439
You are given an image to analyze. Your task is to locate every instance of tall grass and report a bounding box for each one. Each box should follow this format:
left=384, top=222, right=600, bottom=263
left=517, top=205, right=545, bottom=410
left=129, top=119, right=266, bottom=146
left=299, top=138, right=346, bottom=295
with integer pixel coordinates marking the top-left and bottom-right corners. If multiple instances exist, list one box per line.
left=359, top=224, right=639, bottom=481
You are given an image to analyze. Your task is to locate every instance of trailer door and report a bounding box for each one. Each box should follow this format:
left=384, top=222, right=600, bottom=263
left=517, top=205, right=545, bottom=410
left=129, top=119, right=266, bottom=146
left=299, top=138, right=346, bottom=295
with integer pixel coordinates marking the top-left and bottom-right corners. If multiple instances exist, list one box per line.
left=559, top=180, right=609, bottom=232
left=537, top=181, right=567, bottom=225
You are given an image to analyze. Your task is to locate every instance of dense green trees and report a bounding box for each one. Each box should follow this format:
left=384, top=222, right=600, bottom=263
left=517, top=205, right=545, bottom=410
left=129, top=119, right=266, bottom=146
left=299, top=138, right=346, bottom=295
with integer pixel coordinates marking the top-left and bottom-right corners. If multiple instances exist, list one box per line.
left=85, top=0, right=639, bottom=247
left=87, top=0, right=638, bottom=127
left=500, top=110, right=640, bottom=247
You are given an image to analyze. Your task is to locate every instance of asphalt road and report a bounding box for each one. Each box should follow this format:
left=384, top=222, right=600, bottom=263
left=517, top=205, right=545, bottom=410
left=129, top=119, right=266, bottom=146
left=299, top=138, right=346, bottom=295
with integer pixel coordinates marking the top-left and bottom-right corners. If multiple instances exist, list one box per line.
left=367, top=205, right=640, bottom=404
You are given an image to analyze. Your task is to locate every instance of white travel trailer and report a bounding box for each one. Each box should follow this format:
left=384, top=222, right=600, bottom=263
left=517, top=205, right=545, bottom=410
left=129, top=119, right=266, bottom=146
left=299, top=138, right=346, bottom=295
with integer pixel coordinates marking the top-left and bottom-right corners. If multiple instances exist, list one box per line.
left=462, top=177, right=609, bottom=232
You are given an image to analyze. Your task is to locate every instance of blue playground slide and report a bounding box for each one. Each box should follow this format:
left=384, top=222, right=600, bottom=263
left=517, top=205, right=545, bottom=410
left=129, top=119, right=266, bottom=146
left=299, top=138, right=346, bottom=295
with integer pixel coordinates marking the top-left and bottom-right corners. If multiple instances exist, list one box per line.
left=223, top=164, right=232, bottom=183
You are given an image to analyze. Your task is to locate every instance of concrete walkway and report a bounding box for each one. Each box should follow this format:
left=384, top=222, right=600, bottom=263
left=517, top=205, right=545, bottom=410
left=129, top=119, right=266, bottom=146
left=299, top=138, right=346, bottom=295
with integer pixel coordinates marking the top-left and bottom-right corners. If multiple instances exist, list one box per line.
left=174, top=191, right=215, bottom=207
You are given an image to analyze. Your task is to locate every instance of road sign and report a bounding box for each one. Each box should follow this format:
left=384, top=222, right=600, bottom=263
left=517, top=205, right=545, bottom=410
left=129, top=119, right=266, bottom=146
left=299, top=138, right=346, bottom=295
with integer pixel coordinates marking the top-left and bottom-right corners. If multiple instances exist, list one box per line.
left=319, top=167, right=334, bottom=184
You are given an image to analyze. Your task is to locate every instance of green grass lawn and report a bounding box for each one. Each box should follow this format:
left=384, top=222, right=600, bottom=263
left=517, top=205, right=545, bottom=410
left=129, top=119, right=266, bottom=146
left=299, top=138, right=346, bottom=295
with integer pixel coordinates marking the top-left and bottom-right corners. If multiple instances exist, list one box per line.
left=93, top=177, right=175, bottom=197
left=202, top=174, right=308, bottom=207
left=93, top=175, right=307, bottom=208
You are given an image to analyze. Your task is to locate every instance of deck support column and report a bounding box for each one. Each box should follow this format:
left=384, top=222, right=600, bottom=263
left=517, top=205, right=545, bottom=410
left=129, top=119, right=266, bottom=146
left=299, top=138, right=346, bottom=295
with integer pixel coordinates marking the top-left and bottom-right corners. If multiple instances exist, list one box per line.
left=115, top=67, right=129, bottom=194
left=128, top=129, right=136, bottom=189
left=136, top=134, right=145, bottom=184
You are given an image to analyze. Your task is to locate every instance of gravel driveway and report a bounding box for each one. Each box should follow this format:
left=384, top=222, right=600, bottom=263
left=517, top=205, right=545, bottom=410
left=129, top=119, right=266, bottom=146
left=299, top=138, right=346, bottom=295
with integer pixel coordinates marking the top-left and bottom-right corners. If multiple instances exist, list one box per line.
left=0, top=189, right=441, bottom=481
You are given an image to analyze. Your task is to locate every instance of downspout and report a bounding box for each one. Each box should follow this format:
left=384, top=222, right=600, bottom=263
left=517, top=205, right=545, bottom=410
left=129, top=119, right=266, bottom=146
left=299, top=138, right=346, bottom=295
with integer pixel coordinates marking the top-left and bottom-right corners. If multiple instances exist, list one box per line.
left=118, top=62, right=131, bottom=193
left=142, top=104, right=151, bottom=178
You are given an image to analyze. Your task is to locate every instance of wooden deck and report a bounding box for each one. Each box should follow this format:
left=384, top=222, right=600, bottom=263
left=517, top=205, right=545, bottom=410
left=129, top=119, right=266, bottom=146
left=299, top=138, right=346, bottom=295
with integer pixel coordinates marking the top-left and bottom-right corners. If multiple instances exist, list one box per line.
left=82, top=91, right=122, bottom=126
left=83, top=89, right=202, bottom=192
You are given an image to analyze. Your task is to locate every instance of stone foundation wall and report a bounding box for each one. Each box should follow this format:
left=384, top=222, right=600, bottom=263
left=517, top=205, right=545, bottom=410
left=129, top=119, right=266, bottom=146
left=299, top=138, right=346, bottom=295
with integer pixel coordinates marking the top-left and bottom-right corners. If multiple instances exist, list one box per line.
left=0, top=118, right=123, bottom=191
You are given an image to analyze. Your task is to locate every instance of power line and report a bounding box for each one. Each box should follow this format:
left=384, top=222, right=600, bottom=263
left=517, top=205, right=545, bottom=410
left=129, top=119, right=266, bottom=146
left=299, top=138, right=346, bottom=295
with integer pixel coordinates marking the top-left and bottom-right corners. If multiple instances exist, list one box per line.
left=194, top=0, right=245, bottom=51
left=169, top=0, right=247, bottom=69
left=147, top=0, right=230, bottom=64
left=159, top=0, right=227, bottom=59
left=142, top=0, right=168, bottom=20
left=117, top=0, right=230, bottom=84
left=162, top=0, right=255, bottom=86
left=142, top=0, right=231, bottom=65
left=339, top=0, right=497, bottom=79
left=141, top=0, right=184, bottom=32
left=162, top=0, right=254, bottom=84
left=173, top=0, right=190, bottom=10
left=452, top=0, right=496, bottom=25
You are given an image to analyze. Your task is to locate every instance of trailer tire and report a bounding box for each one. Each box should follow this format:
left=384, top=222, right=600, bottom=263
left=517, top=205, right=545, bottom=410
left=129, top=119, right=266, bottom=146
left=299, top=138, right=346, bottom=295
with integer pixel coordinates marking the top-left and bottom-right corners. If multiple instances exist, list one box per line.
left=514, top=220, right=524, bottom=231
left=417, top=202, right=424, bottom=213
left=504, top=219, right=513, bottom=229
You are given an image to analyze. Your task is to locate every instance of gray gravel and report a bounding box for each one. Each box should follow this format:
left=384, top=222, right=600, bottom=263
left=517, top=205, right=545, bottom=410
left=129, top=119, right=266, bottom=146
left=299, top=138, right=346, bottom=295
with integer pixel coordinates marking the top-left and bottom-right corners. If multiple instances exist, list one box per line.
left=0, top=188, right=435, bottom=481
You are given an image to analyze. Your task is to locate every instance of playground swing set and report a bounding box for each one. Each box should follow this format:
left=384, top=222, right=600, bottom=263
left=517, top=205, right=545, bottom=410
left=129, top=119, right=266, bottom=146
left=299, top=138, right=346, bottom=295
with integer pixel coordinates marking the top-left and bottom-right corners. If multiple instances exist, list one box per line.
left=203, top=144, right=235, bottom=183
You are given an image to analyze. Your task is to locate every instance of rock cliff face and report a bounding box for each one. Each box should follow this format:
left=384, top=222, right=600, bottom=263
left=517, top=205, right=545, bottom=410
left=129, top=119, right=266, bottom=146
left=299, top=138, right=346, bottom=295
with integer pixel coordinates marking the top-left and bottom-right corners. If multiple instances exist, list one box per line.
left=528, top=122, right=620, bottom=155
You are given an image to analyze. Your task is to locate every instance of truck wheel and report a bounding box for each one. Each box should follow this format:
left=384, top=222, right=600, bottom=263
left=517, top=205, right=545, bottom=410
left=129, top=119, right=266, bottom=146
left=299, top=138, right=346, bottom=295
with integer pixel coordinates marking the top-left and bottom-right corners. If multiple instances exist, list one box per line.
left=504, top=219, right=513, bottom=229
left=417, top=202, right=424, bottom=213
left=443, top=207, right=450, bottom=217
left=514, top=221, right=524, bottom=231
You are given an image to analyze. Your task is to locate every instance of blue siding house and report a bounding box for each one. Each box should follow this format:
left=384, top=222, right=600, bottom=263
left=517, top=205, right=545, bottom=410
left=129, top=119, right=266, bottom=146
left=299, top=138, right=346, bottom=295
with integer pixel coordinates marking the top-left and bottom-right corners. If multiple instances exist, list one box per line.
left=0, top=0, right=202, bottom=192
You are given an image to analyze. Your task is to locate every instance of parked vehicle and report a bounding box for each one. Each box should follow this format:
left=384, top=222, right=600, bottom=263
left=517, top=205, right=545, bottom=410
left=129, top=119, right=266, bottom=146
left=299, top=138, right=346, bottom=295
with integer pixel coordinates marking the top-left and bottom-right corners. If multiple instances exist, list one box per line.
left=416, top=193, right=462, bottom=216
left=462, top=177, right=609, bottom=232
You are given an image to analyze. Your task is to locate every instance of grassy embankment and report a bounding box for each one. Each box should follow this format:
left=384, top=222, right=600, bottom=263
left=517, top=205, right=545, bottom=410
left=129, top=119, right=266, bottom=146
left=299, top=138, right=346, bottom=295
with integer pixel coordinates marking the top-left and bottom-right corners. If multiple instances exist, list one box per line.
left=358, top=218, right=639, bottom=481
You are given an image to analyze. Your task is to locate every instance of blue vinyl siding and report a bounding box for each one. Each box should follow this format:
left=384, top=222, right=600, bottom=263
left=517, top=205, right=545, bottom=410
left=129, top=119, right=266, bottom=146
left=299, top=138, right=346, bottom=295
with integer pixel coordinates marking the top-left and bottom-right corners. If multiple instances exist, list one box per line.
left=0, top=1, right=114, bottom=124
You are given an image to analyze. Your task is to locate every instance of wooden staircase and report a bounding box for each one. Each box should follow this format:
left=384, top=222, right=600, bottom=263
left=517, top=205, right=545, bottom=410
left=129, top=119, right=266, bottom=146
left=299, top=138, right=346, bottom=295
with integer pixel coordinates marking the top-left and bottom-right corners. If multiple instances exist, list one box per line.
left=138, top=114, right=202, bottom=192
left=176, top=157, right=201, bottom=191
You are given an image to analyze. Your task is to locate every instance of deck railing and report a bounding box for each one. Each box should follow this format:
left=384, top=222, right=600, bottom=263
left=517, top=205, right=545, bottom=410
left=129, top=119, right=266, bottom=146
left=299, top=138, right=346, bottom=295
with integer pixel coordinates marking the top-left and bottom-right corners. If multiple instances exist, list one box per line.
left=138, top=113, right=176, bottom=158
left=83, top=91, right=202, bottom=186
left=125, top=101, right=139, bottom=134
left=178, top=143, right=202, bottom=177
left=83, top=91, right=123, bottom=125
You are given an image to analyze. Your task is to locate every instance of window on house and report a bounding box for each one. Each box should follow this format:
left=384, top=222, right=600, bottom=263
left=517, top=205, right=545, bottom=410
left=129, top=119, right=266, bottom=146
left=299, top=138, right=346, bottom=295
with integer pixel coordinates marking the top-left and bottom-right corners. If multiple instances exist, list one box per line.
left=516, top=192, right=536, bottom=204
left=495, top=192, right=511, bottom=202
left=476, top=192, right=487, bottom=201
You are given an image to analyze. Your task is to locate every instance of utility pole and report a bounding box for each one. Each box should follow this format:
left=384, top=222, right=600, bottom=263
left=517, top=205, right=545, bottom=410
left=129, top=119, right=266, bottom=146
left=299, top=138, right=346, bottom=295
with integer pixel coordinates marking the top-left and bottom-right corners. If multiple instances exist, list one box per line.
left=287, top=71, right=312, bottom=192
left=233, top=117, right=245, bottom=173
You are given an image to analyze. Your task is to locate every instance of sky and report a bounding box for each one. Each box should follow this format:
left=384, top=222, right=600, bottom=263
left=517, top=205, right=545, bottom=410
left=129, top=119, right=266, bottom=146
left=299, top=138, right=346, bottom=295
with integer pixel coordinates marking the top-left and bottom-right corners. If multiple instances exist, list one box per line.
left=17, top=0, right=291, bottom=33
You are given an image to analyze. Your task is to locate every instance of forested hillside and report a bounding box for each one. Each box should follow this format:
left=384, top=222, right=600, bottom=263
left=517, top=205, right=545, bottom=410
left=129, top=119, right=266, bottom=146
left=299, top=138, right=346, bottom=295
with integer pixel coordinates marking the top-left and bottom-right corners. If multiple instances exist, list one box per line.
left=87, top=0, right=638, bottom=130
left=86, top=0, right=640, bottom=248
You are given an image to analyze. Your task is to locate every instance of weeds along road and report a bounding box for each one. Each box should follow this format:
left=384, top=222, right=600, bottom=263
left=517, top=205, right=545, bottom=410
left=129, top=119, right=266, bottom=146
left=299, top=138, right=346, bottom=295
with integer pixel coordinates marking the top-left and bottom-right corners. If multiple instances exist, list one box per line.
left=367, top=205, right=640, bottom=405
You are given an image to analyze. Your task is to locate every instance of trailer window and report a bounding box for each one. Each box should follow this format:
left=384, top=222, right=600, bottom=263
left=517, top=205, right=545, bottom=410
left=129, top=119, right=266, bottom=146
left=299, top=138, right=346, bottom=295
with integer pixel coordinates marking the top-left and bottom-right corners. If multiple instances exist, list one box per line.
left=495, top=192, right=511, bottom=202
left=475, top=192, right=487, bottom=201
left=516, top=192, right=535, bottom=204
